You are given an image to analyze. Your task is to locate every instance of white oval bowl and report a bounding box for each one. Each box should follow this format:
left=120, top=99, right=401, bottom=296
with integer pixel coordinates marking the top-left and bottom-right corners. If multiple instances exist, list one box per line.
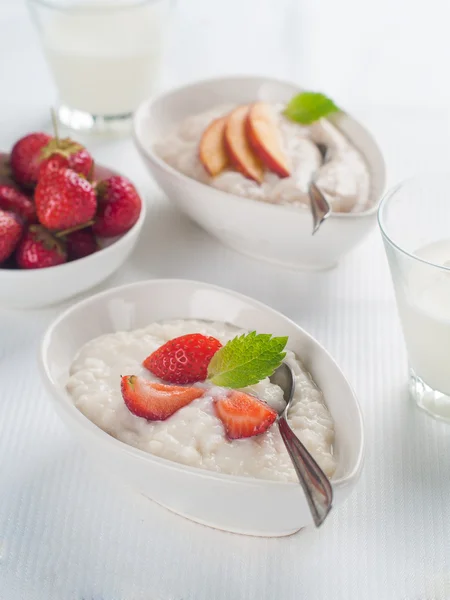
left=133, top=75, right=385, bottom=270
left=0, top=164, right=146, bottom=309
left=39, top=279, right=364, bottom=536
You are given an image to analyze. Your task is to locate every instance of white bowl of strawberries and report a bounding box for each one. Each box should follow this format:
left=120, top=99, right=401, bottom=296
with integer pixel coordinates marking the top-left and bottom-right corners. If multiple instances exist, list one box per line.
left=0, top=131, right=145, bottom=309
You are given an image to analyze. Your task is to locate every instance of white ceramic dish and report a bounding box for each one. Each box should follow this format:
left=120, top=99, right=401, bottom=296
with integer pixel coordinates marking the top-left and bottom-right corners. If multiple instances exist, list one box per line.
left=0, top=164, right=146, bottom=309
left=133, top=75, right=386, bottom=270
left=39, top=279, right=365, bottom=536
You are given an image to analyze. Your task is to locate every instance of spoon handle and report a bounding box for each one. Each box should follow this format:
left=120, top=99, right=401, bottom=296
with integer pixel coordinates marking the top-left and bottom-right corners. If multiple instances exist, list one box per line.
left=278, top=416, right=333, bottom=528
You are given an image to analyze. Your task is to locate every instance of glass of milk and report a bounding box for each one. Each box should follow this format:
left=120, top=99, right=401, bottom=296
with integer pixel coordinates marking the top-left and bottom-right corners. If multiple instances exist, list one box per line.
left=379, top=176, right=450, bottom=421
left=27, top=0, right=172, bottom=132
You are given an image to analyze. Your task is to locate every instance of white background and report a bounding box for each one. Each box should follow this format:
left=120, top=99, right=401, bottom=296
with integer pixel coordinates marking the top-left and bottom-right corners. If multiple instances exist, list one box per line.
left=2, top=1, right=450, bottom=599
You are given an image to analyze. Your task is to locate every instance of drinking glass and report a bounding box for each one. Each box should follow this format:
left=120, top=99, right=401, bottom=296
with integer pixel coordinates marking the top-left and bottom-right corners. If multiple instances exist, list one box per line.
left=27, top=0, right=173, bottom=133
left=379, top=176, right=450, bottom=422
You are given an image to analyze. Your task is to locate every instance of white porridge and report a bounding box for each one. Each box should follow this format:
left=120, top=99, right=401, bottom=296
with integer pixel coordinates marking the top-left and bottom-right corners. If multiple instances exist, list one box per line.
left=66, top=319, right=336, bottom=483
left=154, top=103, right=371, bottom=213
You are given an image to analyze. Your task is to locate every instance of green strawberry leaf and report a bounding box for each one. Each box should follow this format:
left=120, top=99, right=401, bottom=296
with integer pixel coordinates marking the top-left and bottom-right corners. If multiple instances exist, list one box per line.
left=207, top=331, right=288, bottom=389
left=284, top=91, right=340, bottom=125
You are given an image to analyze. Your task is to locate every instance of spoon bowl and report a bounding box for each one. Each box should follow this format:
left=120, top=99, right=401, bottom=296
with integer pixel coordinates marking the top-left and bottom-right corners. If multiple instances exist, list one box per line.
left=309, top=181, right=332, bottom=235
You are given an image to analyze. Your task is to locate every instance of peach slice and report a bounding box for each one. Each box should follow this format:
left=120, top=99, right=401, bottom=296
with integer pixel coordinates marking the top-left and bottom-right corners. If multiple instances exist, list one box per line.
left=199, top=116, right=229, bottom=177
left=224, top=105, right=264, bottom=183
left=246, top=102, right=290, bottom=178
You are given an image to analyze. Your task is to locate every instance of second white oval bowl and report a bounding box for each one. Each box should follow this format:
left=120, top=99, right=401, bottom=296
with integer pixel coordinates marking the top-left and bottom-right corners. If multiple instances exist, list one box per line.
left=39, top=279, right=364, bottom=536
left=133, top=75, right=385, bottom=270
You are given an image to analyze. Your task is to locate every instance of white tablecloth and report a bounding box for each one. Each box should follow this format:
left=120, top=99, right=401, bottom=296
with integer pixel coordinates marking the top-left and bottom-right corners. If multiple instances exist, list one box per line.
left=2, top=2, right=450, bottom=599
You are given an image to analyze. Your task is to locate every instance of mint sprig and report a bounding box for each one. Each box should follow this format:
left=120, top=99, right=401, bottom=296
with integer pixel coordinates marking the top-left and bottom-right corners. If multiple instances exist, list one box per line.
left=284, top=91, right=340, bottom=125
left=207, top=332, right=288, bottom=389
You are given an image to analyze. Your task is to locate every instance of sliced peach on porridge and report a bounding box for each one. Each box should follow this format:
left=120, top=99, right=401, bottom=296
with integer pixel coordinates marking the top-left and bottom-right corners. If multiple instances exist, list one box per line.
left=198, top=116, right=229, bottom=177
left=246, top=102, right=291, bottom=178
left=155, top=90, right=372, bottom=214
left=224, top=105, right=264, bottom=183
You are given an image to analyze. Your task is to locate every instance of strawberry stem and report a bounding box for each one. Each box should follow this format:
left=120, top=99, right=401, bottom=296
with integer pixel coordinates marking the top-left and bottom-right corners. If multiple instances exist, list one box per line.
left=55, top=220, right=94, bottom=237
left=95, top=179, right=107, bottom=199
left=0, top=160, right=11, bottom=178
left=51, top=107, right=60, bottom=148
left=87, top=160, right=95, bottom=183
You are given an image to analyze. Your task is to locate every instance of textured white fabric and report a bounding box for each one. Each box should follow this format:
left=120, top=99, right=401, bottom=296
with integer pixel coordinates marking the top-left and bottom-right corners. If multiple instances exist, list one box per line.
left=2, top=1, right=450, bottom=598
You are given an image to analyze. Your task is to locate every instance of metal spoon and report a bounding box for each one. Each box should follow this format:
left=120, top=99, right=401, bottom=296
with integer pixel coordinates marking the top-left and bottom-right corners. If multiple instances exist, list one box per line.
left=270, top=362, right=333, bottom=527
left=308, top=181, right=331, bottom=235
left=308, top=144, right=332, bottom=235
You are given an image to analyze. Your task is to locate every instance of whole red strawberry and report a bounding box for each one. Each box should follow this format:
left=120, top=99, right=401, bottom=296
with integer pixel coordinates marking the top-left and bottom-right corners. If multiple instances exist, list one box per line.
left=35, top=166, right=97, bottom=231
left=38, top=154, right=68, bottom=180
left=0, top=209, right=23, bottom=263
left=66, top=228, right=98, bottom=260
left=16, top=225, right=67, bottom=269
left=0, top=184, right=36, bottom=222
left=143, top=333, right=223, bottom=384
left=10, top=132, right=52, bottom=188
left=93, top=175, right=141, bottom=237
left=40, top=137, right=94, bottom=180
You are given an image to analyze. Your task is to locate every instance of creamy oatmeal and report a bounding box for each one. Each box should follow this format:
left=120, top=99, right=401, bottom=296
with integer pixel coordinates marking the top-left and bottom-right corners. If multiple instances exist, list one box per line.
left=66, top=319, right=336, bottom=483
left=154, top=103, right=371, bottom=213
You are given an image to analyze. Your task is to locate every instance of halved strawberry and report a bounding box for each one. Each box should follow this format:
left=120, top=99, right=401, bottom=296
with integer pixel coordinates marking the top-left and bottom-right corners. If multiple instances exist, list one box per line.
left=121, top=376, right=204, bottom=421
left=214, top=390, right=277, bottom=439
left=143, top=333, right=222, bottom=384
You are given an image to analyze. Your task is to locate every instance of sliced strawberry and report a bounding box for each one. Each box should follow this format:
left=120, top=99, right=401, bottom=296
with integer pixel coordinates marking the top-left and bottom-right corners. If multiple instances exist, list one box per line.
left=121, top=376, right=204, bottom=421
left=143, top=333, right=222, bottom=384
left=214, top=390, right=277, bottom=439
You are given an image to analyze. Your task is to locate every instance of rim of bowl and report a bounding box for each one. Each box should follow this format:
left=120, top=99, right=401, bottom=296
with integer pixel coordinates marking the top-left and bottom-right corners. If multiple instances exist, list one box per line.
left=0, top=172, right=147, bottom=278
left=132, top=74, right=384, bottom=220
left=39, top=277, right=365, bottom=490
left=378, top=176, right=450, bottom=272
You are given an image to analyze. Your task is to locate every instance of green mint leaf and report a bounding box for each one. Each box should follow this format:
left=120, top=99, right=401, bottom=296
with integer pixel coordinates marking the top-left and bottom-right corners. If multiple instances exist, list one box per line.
left=207, top=331, right=288, bottom=389
left=284, top=91, right=340, bottom=125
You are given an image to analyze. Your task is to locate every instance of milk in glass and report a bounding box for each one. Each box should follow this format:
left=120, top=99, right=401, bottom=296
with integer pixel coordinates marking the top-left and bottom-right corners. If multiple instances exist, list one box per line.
left=397, top=239, right=450, bottom=396
left=41, top=1, right=169, bottom=116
